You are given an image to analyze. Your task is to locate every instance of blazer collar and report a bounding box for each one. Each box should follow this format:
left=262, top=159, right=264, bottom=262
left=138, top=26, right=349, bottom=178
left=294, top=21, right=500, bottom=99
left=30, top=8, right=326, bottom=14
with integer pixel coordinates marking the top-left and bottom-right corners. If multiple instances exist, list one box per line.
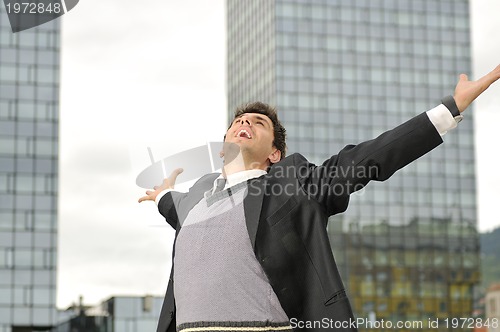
left=243, top=176, right=266, bottom=249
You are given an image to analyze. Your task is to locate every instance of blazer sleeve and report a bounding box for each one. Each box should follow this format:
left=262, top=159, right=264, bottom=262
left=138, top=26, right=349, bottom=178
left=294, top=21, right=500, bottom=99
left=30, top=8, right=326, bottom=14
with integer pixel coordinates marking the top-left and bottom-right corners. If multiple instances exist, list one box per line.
left=157, top=173, right=220, bottom=229
left=296, top=111, right=443, bottom=216
left=158, top=191, right=187, bottom=229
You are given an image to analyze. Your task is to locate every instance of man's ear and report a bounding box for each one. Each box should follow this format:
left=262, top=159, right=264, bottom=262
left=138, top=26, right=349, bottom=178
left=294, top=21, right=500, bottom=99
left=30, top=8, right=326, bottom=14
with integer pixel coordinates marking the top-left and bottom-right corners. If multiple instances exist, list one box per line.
left=268, top=148, right=281, bottom=164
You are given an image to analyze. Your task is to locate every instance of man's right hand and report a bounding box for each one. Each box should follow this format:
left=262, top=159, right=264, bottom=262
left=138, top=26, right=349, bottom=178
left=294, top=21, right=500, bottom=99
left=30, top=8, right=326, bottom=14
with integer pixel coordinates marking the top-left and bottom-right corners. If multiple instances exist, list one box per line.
left=138, top=168, right=183, bottom=203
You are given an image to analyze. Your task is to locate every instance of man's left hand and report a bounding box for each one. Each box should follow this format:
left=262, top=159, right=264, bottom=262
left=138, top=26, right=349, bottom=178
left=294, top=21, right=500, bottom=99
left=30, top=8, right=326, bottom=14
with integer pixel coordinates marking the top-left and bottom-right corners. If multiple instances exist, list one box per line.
left=454, top=64, right=500, bottom=113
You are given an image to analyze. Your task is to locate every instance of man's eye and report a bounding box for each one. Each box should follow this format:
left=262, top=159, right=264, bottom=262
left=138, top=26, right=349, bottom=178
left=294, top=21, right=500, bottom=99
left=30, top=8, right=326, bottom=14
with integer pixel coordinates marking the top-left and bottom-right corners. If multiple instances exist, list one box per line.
left=257, top=121, right=263, bottom=126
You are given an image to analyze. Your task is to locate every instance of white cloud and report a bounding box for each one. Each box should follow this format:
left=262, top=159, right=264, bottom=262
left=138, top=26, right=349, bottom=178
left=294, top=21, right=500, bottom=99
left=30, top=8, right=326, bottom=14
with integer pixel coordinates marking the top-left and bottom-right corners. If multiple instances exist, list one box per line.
left=470, top=0, right=500, bottom=232
left=58, top=0, right=226, bottom=308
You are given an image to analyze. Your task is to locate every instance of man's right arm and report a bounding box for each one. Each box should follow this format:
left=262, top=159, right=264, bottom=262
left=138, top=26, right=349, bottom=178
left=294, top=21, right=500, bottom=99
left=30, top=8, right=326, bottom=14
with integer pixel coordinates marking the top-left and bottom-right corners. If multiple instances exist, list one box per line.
left=138, top=168, right=184, bottom=228
left=139, top=171, right=220, bottom=229
left=138, top=168, right=184, bottom=204
left=157, top=191, right=187, bottom=229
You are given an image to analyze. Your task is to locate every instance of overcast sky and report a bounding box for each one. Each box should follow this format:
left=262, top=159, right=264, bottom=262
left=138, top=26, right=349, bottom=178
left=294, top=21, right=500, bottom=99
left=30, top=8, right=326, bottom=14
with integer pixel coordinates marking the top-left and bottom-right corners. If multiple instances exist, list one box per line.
left=57, top=0, right=500, bottom=309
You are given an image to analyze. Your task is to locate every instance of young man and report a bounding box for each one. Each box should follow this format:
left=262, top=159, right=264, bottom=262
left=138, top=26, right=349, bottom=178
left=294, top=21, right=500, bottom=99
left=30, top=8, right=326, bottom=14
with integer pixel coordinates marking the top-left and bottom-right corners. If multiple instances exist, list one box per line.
left=139, top=65, right=500, bottom=332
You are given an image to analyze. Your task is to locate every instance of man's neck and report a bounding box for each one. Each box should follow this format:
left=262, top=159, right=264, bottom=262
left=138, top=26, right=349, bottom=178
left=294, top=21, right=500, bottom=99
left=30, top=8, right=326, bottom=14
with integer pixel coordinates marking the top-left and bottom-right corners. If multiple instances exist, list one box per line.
left=222, top=153, right=268, bottom=177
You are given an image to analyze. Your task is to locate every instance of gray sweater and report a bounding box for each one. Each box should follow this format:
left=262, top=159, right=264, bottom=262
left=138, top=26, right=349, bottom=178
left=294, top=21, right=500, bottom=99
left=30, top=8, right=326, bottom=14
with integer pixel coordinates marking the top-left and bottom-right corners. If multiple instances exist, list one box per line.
left=174, top=183, right=291, bottom=332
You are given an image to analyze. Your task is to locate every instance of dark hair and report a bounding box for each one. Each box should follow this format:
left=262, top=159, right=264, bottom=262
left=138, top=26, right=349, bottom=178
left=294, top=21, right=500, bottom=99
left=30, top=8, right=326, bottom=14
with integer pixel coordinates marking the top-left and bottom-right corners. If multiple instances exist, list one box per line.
left=230, top=101, right=287, bottom=161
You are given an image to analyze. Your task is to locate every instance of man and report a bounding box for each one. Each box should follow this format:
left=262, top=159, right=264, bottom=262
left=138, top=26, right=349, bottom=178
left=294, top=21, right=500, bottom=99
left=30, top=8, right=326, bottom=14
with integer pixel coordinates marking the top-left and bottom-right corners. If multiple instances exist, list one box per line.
left=139, top=65, right=500, bottom=332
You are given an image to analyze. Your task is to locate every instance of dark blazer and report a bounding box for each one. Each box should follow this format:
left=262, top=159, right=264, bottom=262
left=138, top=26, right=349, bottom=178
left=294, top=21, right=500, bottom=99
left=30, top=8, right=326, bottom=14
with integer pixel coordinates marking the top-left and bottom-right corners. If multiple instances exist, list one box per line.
left=155, top=112, right=444, bottom=332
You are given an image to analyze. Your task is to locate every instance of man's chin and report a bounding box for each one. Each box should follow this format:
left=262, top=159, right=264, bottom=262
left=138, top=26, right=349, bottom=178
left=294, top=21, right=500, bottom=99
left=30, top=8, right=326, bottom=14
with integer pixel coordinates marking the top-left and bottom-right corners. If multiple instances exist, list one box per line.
left=221, top=142, right=242, bottom=164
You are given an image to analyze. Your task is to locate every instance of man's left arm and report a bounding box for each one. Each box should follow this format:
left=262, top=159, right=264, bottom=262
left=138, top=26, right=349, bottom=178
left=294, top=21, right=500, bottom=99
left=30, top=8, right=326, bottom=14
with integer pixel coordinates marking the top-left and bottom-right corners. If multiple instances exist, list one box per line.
left=338, top=64, right=500, bottom=182
left=299, top=65, right=500, bottom=215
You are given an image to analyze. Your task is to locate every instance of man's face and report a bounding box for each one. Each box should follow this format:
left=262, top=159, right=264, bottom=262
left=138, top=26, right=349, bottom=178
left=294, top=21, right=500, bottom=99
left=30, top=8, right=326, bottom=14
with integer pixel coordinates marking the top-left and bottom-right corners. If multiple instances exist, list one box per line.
left=224, top=113, right=279, bottom=167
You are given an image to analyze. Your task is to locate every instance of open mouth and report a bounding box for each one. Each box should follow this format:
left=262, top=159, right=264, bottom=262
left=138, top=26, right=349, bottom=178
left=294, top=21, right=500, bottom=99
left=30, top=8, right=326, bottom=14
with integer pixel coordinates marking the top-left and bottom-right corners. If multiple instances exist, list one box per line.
left=236, top=129, right=252, bottom=139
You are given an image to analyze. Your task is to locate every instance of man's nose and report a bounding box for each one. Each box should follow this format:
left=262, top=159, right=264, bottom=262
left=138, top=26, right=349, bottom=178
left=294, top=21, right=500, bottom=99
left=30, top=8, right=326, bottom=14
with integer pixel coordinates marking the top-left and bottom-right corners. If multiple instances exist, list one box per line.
left=239, top=116, right=251, bottom=126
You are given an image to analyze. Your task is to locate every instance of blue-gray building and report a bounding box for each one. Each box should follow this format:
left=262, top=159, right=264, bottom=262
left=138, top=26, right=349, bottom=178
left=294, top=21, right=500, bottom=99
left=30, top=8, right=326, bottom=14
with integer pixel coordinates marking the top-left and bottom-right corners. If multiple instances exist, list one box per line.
left=0, top=5, right=60, bottom=332
left=226, top=0, right=478, bottom=328
left=52, top=296, right=164, bottom=332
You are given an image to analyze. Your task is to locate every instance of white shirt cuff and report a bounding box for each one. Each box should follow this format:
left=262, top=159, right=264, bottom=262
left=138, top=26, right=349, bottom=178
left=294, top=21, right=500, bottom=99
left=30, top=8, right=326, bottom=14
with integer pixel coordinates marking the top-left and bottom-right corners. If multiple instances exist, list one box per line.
left=426, top=104, right=458, bottom=136
left=155, top=189, right=171, bottom=206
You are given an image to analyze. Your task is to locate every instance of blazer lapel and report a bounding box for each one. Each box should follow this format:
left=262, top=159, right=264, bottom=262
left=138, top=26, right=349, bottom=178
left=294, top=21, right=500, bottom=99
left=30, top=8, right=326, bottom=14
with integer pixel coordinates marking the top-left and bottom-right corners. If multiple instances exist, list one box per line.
left=244, top=177, right=266, bottom=249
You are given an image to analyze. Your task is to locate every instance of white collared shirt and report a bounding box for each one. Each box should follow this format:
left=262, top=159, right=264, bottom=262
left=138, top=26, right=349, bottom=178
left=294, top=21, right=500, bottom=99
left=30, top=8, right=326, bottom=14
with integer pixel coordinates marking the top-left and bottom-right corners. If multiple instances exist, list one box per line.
left=155, top=169, right=267, bottom=205
left=212, top=169, right=267, bottom=193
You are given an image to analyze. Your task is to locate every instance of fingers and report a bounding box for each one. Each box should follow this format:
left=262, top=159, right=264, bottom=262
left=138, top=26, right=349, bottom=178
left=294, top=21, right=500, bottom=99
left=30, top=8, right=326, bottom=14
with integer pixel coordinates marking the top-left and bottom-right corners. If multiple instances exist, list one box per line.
left=488, top=64, right=500, bottom=81
left=490, top=64, right=500, bottom=75
left=480, top=64, right=500, bottom=85
left=463, top=64, right=500, bottom=85
left=138, top=190, right=154, bottom=203
left=474, top=65, right=500, bottom=94
left=167, top=168, right=184, bottom=188
left=170, top=168, right=184, bottom=177
left=138, top=168, right=184, bottom=203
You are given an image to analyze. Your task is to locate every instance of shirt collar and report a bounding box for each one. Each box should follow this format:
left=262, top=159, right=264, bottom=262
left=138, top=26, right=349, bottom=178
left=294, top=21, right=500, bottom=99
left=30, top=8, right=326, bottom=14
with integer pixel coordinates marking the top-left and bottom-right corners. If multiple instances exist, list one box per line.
left=213, top=169, right=267, bottom=191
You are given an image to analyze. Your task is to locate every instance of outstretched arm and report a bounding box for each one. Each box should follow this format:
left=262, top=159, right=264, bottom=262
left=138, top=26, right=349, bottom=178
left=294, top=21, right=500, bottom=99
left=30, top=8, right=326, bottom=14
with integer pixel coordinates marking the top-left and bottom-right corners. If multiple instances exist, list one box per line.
left=454, top=64, right=500, bottom=113
left=138, top=168, right=183, bottom=203
left=300, top=64, right=500, bottom=216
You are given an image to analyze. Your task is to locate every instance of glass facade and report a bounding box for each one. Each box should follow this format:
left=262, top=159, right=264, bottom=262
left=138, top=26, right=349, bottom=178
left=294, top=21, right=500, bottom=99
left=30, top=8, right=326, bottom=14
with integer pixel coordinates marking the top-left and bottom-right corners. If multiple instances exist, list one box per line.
left=227, top=0, right=276, bottom=121
left=227, top=0, right=479, bottom=330
left=0, top=5, right=60, bottom=332
left=102, top=296, right=163, bottom=332
left=52, top=296, right=164, bottom=332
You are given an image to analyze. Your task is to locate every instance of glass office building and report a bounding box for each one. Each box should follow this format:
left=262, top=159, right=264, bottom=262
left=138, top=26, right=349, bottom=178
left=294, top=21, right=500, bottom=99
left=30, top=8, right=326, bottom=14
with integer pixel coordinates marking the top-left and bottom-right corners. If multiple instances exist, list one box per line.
left=227, top=0, right=478, bottom=329
left=53, top=296, right=164, bottom=332
left=0, top=5, right=60, bottom=332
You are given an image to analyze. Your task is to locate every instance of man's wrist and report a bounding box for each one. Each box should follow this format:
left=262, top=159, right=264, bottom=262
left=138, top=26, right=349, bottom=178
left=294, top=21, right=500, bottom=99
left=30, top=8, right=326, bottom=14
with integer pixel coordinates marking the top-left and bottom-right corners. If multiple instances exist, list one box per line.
left=441, top=95, right=463, bottom=123
left=426, top=104, right=458, bottom=136
left=155, top=189, right=170, bottom=205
